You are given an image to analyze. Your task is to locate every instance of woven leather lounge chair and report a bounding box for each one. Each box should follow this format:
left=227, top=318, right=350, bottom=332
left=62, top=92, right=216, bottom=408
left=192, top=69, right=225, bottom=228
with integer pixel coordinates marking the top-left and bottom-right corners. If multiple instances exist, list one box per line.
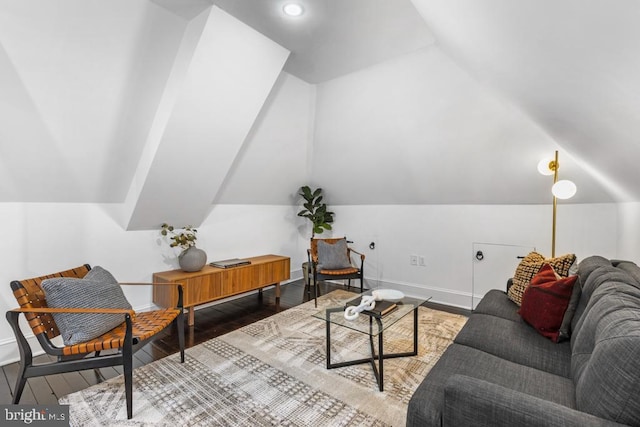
left=6, top=264, right=185, bottom=419
left=308, top=237, right=365, bottom=307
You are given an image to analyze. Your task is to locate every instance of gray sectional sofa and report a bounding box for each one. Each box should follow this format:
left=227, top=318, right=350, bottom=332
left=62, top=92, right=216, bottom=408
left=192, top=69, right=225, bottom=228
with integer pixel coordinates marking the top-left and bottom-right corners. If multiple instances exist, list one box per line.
left=407, top=255, right=640, bottom=427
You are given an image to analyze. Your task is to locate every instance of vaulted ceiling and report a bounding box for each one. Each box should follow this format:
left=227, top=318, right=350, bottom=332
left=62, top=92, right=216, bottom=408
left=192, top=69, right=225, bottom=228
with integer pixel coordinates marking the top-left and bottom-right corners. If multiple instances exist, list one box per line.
left=1, top=0, right=638, bottom=229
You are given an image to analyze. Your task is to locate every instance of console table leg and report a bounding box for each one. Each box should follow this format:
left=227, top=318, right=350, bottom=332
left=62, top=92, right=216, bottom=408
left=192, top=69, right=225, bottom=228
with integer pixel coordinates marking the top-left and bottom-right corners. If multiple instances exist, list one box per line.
left=188, top=307, right=195, bottom=327
left=275, top=282, right=281, bottom=299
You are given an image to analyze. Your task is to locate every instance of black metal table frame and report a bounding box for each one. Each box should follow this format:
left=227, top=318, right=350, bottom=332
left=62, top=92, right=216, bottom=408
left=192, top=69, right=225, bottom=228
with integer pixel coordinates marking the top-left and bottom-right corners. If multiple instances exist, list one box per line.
left=324, top=305, right=419, bottom=391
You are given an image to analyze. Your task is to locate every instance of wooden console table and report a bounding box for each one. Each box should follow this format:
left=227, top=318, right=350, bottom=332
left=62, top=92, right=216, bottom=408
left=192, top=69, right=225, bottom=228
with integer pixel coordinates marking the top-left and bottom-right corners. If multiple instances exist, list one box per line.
left=153, top=254, right=290, bottom=326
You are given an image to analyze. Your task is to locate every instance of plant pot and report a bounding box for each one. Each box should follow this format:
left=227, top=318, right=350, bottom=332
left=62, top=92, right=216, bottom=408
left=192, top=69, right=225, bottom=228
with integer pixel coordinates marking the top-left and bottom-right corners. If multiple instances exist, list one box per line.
left=302, top=261, right=315, bottom=287
left=179, top=247, right=207, bottom=272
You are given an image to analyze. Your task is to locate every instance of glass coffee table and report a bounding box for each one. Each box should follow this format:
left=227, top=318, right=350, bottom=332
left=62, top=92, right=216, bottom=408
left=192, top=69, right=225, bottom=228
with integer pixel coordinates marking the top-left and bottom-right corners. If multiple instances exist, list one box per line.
left=313, top=290, right=428, bottom=391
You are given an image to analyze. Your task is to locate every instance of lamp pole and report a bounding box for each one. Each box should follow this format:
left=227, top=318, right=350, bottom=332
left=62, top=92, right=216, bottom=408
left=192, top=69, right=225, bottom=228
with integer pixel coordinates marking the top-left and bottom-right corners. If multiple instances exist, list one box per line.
left=551, top=150, right=559, bottom=258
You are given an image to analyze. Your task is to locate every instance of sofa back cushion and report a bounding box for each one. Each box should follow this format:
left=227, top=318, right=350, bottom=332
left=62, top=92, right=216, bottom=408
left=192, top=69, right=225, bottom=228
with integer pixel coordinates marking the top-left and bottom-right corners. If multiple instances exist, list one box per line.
left=571, top=281, right=640, bottom=425
left=615, top=261, right=640, bottom=286
left=576, top=256, right=611, bottom=285
left=571, top=264, right=629, bottom=341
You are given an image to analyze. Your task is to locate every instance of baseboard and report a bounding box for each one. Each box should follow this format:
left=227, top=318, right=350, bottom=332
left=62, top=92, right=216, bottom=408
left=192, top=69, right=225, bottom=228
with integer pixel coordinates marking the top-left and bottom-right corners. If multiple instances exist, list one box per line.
left=322, top=276, right=472, bottom=310
left=361, top=277, right=473, bottom=311
left=0, top=334, right=43, bottom=367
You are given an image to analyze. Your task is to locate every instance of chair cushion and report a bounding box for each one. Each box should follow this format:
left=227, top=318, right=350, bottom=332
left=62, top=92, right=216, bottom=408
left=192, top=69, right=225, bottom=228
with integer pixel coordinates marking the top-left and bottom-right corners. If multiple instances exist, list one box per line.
left=518, top=264, right=578, bottom=342
left=317, top=239, right=352, bottom=270
left=41, top=267, right=132, bottom=345
left=318, top=267, right=359, bottom=275
left=84, top=265, right=118, bottom=283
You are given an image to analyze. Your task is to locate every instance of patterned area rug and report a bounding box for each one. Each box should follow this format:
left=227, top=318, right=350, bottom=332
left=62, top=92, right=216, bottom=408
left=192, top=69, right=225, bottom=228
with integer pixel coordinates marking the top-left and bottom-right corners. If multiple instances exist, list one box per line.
left=60, top=289, right=467, bottom=426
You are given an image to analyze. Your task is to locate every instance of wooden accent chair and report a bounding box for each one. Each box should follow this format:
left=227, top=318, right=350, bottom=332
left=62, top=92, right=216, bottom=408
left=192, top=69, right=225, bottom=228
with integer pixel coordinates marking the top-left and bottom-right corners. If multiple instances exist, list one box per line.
left=6, top=264, right=185, bottom=419
left=308, top=238, right=365, bottom=307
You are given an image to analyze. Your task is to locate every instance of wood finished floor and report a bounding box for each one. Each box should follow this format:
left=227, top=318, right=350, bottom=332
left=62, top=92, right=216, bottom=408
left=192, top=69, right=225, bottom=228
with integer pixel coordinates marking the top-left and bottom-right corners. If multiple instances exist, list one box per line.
left=0, top=280, right=469, bottom=405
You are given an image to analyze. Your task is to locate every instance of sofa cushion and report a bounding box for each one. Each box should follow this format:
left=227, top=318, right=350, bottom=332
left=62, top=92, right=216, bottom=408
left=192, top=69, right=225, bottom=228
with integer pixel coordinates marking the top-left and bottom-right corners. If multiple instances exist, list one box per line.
left=454, top=313, right=572, bottom=377
left=518, top=264, right=578, bottom=342
left=571, top=282, right=640, bottom=425
left=576, top=255, right=612, bottom=290
left=571, top=266, right=634, bottom=345
left=472, top=290, right=521, bottom=322
left=615, top=261, right=640, bottom=286
left=507, top=252, right=576, bottom=306
left=41, top=268, right=132, bottom=346
left=407, top=343, right=576, bottom=427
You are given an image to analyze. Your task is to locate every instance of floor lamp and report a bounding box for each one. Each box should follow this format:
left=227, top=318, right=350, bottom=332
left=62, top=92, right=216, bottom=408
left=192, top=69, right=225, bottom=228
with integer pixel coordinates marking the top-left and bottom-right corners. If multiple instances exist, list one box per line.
left=538, top=151, right=577, bottom=257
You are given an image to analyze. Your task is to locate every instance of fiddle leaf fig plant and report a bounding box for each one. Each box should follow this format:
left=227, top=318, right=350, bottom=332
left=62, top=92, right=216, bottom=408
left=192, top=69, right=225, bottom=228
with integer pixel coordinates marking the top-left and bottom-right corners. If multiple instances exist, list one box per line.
left=297, top=186, right=334, bottom=237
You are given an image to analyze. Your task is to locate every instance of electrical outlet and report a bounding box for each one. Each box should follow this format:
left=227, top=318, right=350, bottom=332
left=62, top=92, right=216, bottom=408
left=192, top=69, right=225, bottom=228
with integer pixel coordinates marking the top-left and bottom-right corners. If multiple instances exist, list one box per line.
left=410, top=255, right=418, bottom=265
left=419, top=256, right=426, bottom=266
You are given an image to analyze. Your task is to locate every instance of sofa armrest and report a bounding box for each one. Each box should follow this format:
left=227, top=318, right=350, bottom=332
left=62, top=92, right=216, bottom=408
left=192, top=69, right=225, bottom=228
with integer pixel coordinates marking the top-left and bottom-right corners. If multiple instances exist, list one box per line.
left=443, top=375, right=626, bottom=427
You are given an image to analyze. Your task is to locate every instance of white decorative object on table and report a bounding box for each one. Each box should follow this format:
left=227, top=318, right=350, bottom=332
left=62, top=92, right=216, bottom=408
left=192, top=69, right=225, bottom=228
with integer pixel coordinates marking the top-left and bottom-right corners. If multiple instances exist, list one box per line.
left=344, top=289, right=405, bottom=320
left=371, top=289, right=405, bottom=302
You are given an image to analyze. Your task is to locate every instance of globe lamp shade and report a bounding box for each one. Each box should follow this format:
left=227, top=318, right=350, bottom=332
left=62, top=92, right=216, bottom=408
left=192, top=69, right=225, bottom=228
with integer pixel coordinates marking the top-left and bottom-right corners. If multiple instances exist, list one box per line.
left=552, top=180, right=577, bottom=199
left=537, top=158, right=555, bottom=176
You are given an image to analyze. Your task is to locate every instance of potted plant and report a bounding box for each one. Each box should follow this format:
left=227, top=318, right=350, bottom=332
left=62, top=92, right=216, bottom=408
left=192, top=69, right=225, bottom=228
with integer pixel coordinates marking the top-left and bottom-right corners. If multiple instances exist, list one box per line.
left=297, top=186, right=334, bottom=237
left=160, top=223, right=207, bottom=272
left=297, top=186, right=335, bottom=288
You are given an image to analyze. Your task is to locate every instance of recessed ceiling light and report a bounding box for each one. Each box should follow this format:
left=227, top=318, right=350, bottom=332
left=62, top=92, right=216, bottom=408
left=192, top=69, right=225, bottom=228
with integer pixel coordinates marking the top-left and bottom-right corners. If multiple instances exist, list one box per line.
left=283, top=3, right=304, bottom=17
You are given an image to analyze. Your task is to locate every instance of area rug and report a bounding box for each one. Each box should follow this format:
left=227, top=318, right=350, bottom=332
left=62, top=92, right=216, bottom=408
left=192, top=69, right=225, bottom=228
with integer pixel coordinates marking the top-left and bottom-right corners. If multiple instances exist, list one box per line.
left=60, top=289, right=467, bottom=426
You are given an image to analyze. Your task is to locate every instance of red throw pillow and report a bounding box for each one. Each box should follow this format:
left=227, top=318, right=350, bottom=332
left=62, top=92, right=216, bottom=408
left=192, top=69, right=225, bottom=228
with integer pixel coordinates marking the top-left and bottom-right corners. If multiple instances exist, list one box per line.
left=518, top=263, right=578, bottom=342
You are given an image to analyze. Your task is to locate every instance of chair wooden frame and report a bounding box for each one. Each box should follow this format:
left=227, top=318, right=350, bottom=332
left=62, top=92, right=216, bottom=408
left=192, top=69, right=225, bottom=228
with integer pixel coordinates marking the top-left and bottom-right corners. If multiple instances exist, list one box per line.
left=6, top=264, right=185, bottom=419
left=307, top=238, right=365, bottom=307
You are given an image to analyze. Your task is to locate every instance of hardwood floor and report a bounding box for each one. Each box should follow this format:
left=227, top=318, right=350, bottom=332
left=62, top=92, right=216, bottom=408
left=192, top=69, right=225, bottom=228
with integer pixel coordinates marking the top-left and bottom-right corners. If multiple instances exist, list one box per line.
left=0, top=280, right=469, bottom=405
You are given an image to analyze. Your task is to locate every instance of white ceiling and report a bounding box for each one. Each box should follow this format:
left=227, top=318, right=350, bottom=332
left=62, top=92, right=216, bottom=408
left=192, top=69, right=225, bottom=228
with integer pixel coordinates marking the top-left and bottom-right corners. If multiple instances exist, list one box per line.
left=154, top=0, right=436, bottom=83
left=1, top=0, right=639, bottom=215
left=212, top=0, right=436, bottom=83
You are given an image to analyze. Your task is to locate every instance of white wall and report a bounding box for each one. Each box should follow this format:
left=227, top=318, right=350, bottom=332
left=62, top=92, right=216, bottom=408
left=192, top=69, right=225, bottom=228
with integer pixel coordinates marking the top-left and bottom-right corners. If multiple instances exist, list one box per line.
left=327, top=203, right=618, bottom=307
left=617, top=202, right=640, bottom=262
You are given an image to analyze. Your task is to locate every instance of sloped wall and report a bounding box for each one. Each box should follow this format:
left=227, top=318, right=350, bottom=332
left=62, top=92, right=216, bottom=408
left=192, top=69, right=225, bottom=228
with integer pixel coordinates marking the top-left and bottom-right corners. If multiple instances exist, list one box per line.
left=125, top=6, right=290, bottom=229
left=312, top=46, right=613, bottom=205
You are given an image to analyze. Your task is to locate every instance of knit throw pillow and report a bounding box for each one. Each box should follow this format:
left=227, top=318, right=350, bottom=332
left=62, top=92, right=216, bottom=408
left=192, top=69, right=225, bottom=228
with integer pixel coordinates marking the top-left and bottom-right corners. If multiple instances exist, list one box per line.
left=41, top=266, right=132, bottom=346
left=507, top=252, right=576, bottom=305
left=518, top=263, right=578, bottom=342
left=317, top=239, right=352, bottom=270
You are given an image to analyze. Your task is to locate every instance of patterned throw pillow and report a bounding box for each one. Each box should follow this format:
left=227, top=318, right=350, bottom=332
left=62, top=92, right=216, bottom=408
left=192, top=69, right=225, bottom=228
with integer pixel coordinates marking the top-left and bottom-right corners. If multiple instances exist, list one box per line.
left=518, top=263, right=578, bottom=342
left=507, top=252, right=576, bottom=306
left=41, top=266, right=132, bottom=346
